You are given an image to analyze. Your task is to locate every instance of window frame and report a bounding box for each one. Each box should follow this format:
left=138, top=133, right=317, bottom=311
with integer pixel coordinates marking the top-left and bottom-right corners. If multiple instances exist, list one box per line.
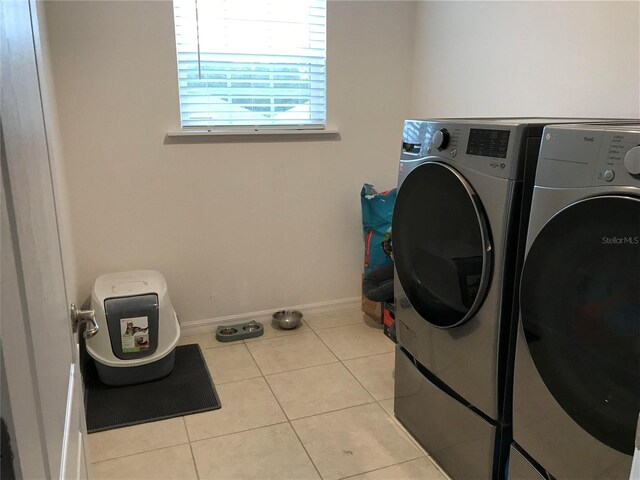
left=172, top=0, right=327, bottom=133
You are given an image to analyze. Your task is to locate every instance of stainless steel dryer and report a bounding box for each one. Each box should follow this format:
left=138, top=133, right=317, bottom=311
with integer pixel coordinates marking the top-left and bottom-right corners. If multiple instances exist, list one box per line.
left=393, top=118, right=559, bottom=480
left=511, top=124, right=640, bottom=479
left=392, top=118, right=618, bottom=480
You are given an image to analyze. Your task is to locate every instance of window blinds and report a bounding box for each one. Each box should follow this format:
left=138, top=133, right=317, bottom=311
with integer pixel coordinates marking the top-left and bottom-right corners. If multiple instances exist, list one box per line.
left=173, top=0, right=327, bottom=129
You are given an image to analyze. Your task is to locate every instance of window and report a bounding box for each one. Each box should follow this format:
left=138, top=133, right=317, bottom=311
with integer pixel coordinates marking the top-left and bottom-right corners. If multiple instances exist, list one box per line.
left=172, top=0, right=326, bottom=130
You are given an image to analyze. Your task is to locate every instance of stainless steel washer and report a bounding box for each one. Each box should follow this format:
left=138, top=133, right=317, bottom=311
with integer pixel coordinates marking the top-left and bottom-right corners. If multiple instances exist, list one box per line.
left=511, top=124, right=640, bottom=479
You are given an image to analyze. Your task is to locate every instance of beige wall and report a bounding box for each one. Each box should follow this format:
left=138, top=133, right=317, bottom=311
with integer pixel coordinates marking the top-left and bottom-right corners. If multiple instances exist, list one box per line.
left=44, top=1, right=415, bottom=322
left=411, top=1, right=640, bottom=118
left=45, top=0, right=639, bottom=324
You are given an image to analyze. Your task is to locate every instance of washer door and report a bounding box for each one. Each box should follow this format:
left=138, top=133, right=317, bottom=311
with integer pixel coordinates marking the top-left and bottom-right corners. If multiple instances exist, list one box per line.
left=393, top=161, right=493, bottom=328
left=520, top=195, right=640, bottom=455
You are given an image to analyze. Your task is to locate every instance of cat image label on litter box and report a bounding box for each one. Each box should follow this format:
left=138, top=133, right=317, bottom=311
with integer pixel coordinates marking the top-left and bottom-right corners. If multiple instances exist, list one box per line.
left=120, top=316, right=150, bottom=353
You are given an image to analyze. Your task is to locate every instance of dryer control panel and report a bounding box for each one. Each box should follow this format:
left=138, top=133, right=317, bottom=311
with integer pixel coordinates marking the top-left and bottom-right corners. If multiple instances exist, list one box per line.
left=536, top=124, right=640, bottom=188
left=415, top=121, right=526, bottom=180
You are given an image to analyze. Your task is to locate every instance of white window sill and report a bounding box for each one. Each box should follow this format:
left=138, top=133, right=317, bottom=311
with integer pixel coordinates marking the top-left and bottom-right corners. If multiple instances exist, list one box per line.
left=164, top=128, right=341, bottom=144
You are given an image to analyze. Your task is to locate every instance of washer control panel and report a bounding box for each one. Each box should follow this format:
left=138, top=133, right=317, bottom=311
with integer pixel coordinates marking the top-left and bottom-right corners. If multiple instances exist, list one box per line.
left=536, top=124, right=640, bottom=188
left=593, top=129, right=640, bottom=186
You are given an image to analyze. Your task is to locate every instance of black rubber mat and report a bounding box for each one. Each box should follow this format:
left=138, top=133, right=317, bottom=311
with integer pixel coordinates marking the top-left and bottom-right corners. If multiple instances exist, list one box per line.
left=85, top=344, right=221, bottom=433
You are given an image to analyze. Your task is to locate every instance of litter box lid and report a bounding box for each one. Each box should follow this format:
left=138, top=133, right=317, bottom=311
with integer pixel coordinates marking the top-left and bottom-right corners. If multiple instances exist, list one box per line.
left=93, top=270, right=167, bottom=301
left=88, top=270, right=179, bottom=368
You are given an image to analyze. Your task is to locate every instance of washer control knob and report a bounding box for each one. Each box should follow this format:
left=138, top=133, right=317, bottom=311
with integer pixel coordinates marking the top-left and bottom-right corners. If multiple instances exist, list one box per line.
left=604, top=169, right=615, bottom=182
left=432, top=129, right=450, bottom=151
left=624, top=146, right=640, bottom=175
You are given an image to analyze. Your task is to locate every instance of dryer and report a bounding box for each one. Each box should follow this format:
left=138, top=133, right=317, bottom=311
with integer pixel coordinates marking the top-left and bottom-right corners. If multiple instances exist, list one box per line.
left=393, top=118, right=566, bottom=480
left=511, top=124, right=640, bottom=479
left=392, top=118, right=619, bottom=480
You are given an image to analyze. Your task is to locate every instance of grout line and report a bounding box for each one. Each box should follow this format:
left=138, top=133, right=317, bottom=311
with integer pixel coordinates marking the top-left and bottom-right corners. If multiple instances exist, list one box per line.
left=244, top=342, right=286, bottom=418
left=249, top=328, right=384, bottom=423
left=90, top=443, right=190, bottom=465
left=380, top=403, right=431, bottom=458
left=341, top=349, right=395, bottom=363
left=251, top=330, right=386, bottom=422
left=183, top=417, right=202, bottom=480
left=244, top=344, right=325, bottom=480
left=243, top=327, right=340, bottom=376
left=305, top=319, right=364, bottom=332
left=376, top=395, right=395, bottom=402
left=243, top=343, right=267, bottom=378
left=214, top=372, right=263, bottom=386
left=285, top=399, right=377, bottom=422
left=337, top=360, right=377, bottom=402
left=312, top=320, right=393, bottom=363
left=89, top=418, right=192, bottom=464
left=340, top=358, right=385, bottom=400
left=309, top=323, right=341, bottom=358
left=260, top=359, right=341, bottom=377
left=337, top=457, right=428, bottom=480
left=202, top=341, right=264, bottom=385
left=188, top=421, right=291, bottom=447
left=287, top=421, right=325, bottom=480
left=182, top=415, right=192, bottom=443
left=388, top=416, right=427, bottom=454
left=188, top=420, right=290, bottom=445
left=312, top=325, right=383, bottom=401
left=376, top=399, right=393, bottom=413
left=202, top=374, right=266, bottom=387
left=336, top=348, right=395, bottom=363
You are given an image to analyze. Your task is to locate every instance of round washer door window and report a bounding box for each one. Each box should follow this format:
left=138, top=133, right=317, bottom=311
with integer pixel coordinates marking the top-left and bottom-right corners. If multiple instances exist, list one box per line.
left=520, top=195, right=640, bottom=455
left=392, top=161, right=492, bottom=328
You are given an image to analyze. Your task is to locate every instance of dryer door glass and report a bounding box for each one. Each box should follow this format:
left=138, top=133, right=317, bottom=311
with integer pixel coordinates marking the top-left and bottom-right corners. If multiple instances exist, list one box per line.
left=520, top=195, right=640, bottom=455
left=392, top=161, right=492, bottom=328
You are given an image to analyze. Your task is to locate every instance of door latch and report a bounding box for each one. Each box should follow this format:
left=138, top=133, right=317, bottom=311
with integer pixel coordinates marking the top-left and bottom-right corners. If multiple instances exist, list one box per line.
left=70, top=303, right=99, bottom=338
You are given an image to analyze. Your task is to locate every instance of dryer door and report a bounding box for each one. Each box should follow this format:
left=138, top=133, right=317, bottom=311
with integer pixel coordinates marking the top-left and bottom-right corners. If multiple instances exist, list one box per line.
left=520, top=195, right=640, bottom=455
left=392, top=161, right=493, bottom=328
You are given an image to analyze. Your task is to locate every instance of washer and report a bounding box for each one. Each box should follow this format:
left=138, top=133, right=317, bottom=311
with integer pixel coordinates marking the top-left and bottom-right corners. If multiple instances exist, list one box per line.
left=511, top=124, right=640, bottom=479
left=392, top=118, right=614, bottom=480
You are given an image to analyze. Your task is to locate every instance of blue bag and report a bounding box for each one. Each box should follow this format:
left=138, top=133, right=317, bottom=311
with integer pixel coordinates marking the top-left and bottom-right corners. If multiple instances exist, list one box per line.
left=360, top=183, right=396, bottom=274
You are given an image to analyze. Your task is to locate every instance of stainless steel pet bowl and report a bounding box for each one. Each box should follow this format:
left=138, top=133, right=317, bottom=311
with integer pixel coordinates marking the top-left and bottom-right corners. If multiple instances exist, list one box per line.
left=218, top=327, right=238, bottom=336
left=243, top=323, right=262, bottom=332
left=272, top=310, right=303, bottom=330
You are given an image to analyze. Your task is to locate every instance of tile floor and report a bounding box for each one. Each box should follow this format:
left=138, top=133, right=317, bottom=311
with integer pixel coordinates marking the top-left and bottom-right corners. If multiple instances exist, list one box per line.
left=88, top=309, right=450, bottom=480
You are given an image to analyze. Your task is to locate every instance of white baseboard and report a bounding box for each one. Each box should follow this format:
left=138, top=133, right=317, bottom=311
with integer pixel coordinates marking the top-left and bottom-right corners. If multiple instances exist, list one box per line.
left=179, top=296, right=361, bottom=336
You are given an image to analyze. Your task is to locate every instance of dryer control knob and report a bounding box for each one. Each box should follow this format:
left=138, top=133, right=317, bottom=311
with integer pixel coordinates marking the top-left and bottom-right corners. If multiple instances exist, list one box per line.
left=624, top=146, right=640, bottom=175
left=432, top=129, right=450, bottom=151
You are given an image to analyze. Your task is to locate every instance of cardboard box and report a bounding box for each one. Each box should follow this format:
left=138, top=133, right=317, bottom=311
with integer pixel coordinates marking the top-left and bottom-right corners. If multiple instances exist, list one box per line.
left=362, top=296, right=382, bottom=323
left=361, top=274, right=382, bottom=323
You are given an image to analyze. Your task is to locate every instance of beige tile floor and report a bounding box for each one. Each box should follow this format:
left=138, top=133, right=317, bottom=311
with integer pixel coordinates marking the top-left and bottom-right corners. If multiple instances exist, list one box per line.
left=88, top=309, right=450, bottom=480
